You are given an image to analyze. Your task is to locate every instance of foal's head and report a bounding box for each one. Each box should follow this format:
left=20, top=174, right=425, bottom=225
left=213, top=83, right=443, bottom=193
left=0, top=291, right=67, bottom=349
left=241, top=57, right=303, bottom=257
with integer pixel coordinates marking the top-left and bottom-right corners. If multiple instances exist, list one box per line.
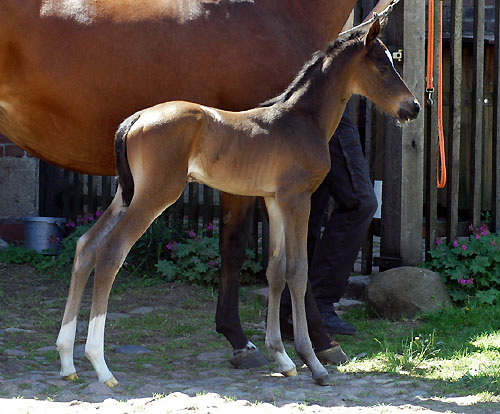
left=350, top=18, right=420, bottom=123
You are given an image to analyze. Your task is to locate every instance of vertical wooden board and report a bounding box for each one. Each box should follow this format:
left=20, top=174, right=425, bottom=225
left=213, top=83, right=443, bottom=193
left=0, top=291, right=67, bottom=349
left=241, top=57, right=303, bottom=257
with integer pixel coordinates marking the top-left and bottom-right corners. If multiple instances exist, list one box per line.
left=202, top=185, right=214, bottom=233
left=87, top=175, right=97, bottom=213
left=493, top=0, right=500, bottom=232
left=63, top=170, right=72, bottom=219
left=446, top=0, right=463, bottom=242
left=425, top=1, right=440, bottom=252
left=101, top=176, right=112, bottom=209
left=470, top=0, right=485, bottom=227
left=380, top=0, right=425, bottom=267
left=72, top=173, right=82, bottom=217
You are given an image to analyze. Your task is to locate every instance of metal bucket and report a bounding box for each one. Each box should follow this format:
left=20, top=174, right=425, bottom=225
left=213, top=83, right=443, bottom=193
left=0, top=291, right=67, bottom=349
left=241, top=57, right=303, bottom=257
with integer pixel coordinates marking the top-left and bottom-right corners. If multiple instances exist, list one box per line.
left=23, top=216, right=66, bottom=254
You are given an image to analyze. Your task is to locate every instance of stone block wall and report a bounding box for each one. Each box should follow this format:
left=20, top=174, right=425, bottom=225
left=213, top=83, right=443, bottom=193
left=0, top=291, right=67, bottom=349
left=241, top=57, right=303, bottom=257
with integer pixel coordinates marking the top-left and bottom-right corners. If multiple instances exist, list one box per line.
left=0, top=133, right=39, bottom=241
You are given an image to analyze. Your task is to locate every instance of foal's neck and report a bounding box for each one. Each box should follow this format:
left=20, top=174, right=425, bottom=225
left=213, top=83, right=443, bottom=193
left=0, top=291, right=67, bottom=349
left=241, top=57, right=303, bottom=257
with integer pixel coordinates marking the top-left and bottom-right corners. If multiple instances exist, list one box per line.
left=284, top=42, right=360, bottom=141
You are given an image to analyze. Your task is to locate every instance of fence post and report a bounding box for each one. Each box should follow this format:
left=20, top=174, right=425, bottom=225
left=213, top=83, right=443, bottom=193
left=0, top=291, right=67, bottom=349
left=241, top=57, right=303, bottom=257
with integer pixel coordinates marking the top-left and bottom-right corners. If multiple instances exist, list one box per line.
left=446, top=0, right=463, bottom=243
left=493, top=0, right=500, bottom=233
left=470, top=0, right=485, bottom=228
left=425, top=1, right=441, bottom=253
left=379, top=0, right=426, bottom=269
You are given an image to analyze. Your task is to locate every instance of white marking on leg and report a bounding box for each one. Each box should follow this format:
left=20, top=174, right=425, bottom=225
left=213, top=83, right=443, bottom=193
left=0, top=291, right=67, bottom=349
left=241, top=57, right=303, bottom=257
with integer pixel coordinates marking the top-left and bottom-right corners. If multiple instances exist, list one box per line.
left=270, top=349, right=296, bottom=374
left=85, top=313, right=114, bottom=383
left=56, top=316, right=77, bottom=377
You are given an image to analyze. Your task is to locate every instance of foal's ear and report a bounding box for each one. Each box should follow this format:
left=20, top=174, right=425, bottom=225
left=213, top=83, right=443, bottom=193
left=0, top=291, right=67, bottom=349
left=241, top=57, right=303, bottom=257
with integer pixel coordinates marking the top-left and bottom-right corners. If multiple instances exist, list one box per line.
left=365, top=18, right=381, bottom=45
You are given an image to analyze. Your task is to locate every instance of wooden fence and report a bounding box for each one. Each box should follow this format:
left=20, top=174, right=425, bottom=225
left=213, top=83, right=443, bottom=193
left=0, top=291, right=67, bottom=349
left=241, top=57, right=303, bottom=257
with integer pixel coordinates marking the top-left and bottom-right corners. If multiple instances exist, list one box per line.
left=40, top=0, right=500, bottom=273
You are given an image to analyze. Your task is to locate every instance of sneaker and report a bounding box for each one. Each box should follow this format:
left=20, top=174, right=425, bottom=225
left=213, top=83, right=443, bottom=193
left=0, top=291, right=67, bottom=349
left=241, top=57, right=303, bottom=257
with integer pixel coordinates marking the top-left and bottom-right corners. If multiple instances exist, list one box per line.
left=321, top=311, right=356, bottom=336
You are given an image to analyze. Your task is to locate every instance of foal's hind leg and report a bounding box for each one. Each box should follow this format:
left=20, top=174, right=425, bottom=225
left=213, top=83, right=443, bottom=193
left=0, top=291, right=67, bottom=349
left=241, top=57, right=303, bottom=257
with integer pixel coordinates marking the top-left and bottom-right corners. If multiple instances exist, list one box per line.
left=84, top=183, right=185, bottom=387
left=56, top=189, right=126, bottom=381
left=263, top=197, right=296, bottom=376
left=278, top=191, right=329, bottom=385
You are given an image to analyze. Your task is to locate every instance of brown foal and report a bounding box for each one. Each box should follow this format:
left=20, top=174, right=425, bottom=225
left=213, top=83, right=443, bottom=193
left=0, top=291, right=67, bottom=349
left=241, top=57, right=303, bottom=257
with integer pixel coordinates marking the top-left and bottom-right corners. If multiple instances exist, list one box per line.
left=56, top=17, right=419, bottom=386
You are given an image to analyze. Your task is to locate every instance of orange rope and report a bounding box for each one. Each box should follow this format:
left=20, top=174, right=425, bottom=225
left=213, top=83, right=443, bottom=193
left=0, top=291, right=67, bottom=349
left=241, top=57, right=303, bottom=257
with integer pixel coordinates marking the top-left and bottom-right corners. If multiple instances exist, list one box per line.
left=427, top=0, right=447, bottom=188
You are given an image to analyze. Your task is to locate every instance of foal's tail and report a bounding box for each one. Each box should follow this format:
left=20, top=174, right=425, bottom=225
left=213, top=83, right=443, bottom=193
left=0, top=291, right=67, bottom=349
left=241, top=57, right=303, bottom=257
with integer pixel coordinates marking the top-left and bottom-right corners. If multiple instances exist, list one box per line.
left=115, top=111, right=143, bottom=206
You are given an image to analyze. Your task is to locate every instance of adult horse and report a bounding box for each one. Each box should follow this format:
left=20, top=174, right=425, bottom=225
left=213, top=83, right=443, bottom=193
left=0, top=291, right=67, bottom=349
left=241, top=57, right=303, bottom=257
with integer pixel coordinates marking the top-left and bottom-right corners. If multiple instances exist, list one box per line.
left=0, top=0, right=386, bottom=369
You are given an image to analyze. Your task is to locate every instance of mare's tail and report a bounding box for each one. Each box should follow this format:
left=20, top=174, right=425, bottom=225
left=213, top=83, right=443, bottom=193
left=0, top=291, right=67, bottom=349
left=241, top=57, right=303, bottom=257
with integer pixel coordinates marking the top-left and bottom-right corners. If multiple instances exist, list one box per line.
left=114, top=111, right=143, bottom=206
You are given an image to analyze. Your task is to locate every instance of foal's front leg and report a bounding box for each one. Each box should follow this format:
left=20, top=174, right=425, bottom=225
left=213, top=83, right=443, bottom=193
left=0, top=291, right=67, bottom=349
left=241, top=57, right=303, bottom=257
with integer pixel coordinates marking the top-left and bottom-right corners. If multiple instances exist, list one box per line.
left=278, top=192, right=330, bottom=385
left=264, top=197, right=296, bottom=376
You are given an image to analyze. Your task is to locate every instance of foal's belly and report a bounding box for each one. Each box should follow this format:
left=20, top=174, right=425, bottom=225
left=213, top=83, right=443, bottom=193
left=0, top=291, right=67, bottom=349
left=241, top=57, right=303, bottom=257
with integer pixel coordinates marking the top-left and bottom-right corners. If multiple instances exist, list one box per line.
left=187, top=155, right=276, bottom=197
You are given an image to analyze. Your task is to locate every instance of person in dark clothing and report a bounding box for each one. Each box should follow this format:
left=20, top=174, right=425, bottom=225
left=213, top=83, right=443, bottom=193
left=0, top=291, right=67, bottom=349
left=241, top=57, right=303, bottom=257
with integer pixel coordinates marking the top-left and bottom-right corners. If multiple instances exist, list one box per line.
left=280, top=106, right=378, bottom=336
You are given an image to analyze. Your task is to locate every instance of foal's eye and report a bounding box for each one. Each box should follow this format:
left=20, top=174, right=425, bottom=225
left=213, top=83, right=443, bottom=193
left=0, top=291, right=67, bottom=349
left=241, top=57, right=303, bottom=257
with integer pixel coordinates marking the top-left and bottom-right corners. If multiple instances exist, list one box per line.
left=379, top=65, right=389, bottom=73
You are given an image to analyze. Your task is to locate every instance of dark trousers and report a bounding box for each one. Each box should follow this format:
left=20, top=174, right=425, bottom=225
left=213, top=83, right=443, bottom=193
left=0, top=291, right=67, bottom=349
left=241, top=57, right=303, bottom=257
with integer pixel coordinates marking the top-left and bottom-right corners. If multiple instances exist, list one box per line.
left=280, top=109, right=377, bottom=316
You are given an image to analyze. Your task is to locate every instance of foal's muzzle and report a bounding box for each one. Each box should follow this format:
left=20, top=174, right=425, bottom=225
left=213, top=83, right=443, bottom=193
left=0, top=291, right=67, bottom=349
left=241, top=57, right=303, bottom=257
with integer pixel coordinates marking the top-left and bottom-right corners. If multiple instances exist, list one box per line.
left=397, top=98, right=420, bottom=123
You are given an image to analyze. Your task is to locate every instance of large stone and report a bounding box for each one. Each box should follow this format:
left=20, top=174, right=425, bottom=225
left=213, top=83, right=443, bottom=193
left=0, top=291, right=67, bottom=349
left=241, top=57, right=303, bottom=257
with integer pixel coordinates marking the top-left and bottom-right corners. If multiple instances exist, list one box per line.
left=366, top=266, right=452, bottom=319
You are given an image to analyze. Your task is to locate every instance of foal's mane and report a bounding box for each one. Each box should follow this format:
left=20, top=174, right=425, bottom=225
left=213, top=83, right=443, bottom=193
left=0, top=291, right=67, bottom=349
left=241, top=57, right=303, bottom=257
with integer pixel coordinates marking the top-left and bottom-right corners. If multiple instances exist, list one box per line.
left=259, top=29, right=366, bottom=108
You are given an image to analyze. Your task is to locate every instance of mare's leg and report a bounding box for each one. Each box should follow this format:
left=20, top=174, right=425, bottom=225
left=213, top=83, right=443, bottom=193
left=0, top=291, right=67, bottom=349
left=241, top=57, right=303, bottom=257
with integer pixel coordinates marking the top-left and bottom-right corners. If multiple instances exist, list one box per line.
left=56, top=189, right=126, bottom=381
left=217, top=192, right=268, bottom=368
left=263, top=197, right=296, bottom=376
left=278, top=191, right=329, bottom=385
left=85, top=180, right=186, bottom=387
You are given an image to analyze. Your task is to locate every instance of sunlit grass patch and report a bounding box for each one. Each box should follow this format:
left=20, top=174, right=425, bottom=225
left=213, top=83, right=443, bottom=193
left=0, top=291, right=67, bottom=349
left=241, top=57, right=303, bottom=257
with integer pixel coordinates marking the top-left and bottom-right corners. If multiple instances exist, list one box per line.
left=338, top=304, right=500, bottom=396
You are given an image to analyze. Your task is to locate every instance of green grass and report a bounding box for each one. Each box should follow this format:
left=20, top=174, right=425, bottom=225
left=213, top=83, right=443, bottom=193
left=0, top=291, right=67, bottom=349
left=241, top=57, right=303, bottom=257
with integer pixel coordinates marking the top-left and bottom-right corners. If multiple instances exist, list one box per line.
left=338, top=304, right=500, bottom=396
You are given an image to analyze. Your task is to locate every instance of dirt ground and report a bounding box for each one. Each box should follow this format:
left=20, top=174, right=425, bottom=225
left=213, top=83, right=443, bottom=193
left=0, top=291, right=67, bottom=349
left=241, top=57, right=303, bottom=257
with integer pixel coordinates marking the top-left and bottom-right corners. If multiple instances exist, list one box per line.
left=0, top=263, right=499, bottom=414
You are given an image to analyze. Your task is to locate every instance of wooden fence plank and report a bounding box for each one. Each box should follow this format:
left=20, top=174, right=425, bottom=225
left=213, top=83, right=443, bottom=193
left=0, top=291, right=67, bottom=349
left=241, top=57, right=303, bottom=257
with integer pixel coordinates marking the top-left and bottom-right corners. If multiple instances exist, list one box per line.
left=425, top=1, right=441, bottom=253
left=470, top=0, right=485, bottom=227
left=87, top=175, right=97, bottom=214
left=379, top=0, right=425, bottom=269
left=446, top=0, right=463, bottom=242
left=493, top=0, right=500, bottom=232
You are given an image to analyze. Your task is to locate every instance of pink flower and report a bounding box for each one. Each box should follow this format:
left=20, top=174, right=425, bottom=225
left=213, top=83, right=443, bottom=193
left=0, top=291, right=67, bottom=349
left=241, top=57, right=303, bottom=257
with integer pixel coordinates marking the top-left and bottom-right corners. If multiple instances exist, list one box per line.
left=166, top=243, right=173, bottom=250
left=435, top=238, right=442, bottom=246
left=458, top=278, right=467, bottom=285
left=208, top=260, right=215, bottom=267
left=453, top=240, right=459, bottom=248
left=188, top=230, right=196, bottom=238
left=206, top=223, right=214, bottom=231
left=461, top=244, right=467, bottom=250
left=70, top=222, right=76, bottom=228
left=475, top=234, right=481, bottom=240
left=87, top=215, right=94, bottom=222
left=467, top=278, right=474, bottom=285
left=96, top=210, right=103, bottom=217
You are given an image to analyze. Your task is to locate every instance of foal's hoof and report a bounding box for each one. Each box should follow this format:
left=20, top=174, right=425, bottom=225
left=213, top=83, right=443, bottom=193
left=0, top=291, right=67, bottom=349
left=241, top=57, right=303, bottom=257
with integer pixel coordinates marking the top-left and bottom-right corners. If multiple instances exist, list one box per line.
left=316, top=344, right=348, bottom=366
left=282, top=367, right=298, bottom=377
left=62, top=372, right=79, bottom=382
left=104, top=376, right=119, bottom=388
left=230, top=347, right=269, bottom=369
left=314, top=373, right=331, bottom=386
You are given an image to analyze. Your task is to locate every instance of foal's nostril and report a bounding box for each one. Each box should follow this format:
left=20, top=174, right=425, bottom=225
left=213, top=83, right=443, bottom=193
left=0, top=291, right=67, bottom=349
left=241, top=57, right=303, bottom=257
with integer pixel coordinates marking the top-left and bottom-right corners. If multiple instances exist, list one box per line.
left=413, top=100, right=421, bottom=117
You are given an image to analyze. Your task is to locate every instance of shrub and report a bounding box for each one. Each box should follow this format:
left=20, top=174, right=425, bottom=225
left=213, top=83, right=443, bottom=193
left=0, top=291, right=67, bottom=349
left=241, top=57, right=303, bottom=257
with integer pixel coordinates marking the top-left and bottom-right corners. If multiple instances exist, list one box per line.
left=156, top=224, right=263, bottom=285
left=424, top=224, right=500, bottom=305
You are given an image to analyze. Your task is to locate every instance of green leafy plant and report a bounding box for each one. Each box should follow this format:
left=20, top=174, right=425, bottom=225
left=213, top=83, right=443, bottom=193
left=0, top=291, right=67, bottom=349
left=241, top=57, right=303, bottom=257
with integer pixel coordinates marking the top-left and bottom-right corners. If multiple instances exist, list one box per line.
left=0, top=245, right=55, bottom=271
left=377, top=331, right=440, bottom=374
left=424, top=224, right=500, bottom=305
left=156, top=224, right=263, bottom=285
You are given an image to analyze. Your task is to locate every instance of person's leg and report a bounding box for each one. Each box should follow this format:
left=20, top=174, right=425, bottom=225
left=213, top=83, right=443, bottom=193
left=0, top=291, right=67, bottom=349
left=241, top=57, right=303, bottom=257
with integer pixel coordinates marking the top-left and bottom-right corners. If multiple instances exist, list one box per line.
left=310, top=111, right=377, bottom=333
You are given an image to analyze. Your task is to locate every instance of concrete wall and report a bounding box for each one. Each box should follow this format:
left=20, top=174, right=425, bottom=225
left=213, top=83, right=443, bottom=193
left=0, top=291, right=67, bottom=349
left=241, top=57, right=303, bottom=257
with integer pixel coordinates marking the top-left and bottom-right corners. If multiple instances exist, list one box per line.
left=0, top=134, right=39, bottom=240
